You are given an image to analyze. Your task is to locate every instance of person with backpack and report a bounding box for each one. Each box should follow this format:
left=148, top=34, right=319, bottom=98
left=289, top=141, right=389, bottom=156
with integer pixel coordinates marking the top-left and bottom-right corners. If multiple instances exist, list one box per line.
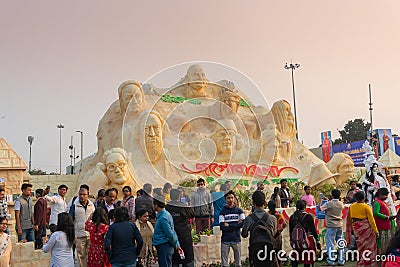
left=219, top=190, right=245, bottom=267
left=319, top=189, right=345, bottom=266
left=242, top=191, right=277, bottom=267
left=289, top=200, right=321, bottom=267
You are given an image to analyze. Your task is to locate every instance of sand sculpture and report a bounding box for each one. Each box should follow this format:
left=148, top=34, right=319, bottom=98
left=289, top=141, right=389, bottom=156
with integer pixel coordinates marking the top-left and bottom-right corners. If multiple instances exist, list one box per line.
left=79, top=64, right=355, bottom=191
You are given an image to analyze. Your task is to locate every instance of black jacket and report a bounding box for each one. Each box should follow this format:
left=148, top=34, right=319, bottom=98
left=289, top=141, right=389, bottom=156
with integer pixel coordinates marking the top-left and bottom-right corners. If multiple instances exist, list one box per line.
left=165, top=201, right=195, bottom=263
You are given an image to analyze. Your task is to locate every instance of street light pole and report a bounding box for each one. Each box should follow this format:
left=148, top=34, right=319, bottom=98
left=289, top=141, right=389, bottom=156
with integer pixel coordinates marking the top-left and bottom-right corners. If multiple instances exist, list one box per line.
left=75, top=130, right=83, bottom=173
left=57, top=124, right=64, bottom=175
left=27, top=136, right=34, bottom=172
left=284, top=62, right=300, bottom=139
left=369, top=84, right=373, bottom=133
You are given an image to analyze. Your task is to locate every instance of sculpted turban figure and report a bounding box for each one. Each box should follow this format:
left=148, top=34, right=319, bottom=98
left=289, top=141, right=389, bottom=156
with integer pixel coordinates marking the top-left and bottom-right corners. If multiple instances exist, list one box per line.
left=119, top=80, right=145, bottom=118
left=88, top=81, right=145, bottom=174
left=271, top=100, right=297, bottom=139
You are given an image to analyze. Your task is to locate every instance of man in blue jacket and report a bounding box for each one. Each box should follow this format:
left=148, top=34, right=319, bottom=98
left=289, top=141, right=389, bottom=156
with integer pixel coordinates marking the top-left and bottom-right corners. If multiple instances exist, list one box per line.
left=152, top=195, right=183, bottom=267
left=219, top=190, right=245, bottom=267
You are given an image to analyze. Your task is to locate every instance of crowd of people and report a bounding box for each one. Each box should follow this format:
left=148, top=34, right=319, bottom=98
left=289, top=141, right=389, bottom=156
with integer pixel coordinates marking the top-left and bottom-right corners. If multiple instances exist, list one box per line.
left=4, top=172, right=400, bottom=267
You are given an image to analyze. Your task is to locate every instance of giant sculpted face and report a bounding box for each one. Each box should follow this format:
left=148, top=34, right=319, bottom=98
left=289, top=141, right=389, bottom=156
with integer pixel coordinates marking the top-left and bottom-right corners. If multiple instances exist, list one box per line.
left=212, top=119, right=239, bottom=162
left=104, top=150, right=130, bottom=185
left=221, top=90, right=240, bottom=113
left=118, top=81, right=144, bottom=115
left=187, top=64, right=207, bottom=91
left=138, top=111, right=165, bottom=163
left=271, top=100, right=297, bottom=139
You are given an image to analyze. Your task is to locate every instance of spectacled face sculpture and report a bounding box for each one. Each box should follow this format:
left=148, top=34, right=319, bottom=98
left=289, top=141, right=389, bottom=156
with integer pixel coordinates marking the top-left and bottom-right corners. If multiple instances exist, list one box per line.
left=105, top=152, right=129, bottom=185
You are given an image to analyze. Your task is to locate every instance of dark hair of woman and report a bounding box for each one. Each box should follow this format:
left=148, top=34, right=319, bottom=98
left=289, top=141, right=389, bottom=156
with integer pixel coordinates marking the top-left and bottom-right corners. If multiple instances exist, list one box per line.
left=293, top=199, right=307, bottom=221
left=136, top=208, right=148, bottom=219
left=354, top=191, right=365, bottom=202
left=163, top=182, right=172, bottom=193
left=56, top=212, right=75, bottom=247
left=97, top=189, right=106, bottom=198
left=375, top=187, right=389, bottom=198
left=114, top=206, right=129, bottom=222
left=92, top=207, right=109, bottom=232
left=123, top=185, right=132, bottom=193
left=271, top=187, right=279, bottom=200
left=267, top=200, right=276, bottom=213
left=153, top=188, right=163, bottom=196
left=385, top=229, right=400, bottom=254
left=366, top=163, right=384, bottom=183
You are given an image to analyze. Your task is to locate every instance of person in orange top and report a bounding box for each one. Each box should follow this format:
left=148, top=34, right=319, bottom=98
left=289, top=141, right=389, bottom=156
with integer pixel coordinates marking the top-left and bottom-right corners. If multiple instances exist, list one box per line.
left=268, top=200, right=287, bottom=253
left=346, top=191, right=378, bottom=267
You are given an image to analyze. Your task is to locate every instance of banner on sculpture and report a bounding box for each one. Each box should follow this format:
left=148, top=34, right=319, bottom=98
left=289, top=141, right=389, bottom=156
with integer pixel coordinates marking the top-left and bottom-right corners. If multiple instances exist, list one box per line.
left=180, top=162, right=299, bottom=186
left=332, top=140, right=366, bottom=166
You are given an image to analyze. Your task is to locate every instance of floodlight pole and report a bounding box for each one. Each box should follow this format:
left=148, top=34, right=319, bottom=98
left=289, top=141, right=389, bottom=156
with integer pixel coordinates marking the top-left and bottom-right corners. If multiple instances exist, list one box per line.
left=284, top=62, right=300, bottom=139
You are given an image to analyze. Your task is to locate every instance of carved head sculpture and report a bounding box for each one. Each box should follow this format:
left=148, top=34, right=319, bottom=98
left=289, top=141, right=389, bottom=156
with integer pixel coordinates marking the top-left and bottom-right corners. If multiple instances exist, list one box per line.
left=221, top=89, right=241, bottom=113
left=118, top=80, right=144, bottom=115
left=261, top=124, right=281, bottom=163
left=326, top=153, right=355, bottom=184
left=211, top=119, right=242, bottom=162
left=137, top=110, right=167, bottom=163
left=100, top=148, right=134, bottom=186
left=271, top=100, right=297, bottom=139
left=186, top=64, right=207, bottom=90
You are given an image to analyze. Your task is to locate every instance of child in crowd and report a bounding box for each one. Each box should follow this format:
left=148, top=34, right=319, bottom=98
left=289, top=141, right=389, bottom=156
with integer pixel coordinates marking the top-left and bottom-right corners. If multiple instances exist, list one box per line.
left=301, top=186, right=316, bottom=206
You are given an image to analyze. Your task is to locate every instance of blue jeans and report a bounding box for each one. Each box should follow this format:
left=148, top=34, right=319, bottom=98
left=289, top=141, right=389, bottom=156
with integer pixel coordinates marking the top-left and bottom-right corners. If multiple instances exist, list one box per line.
left=326, top=227, right=345, bottom=265
left=18, top=228, right=35, bottom=242
left=156, top=242, right=174, bottom=267
left=112, top=263, right=136, bottom=267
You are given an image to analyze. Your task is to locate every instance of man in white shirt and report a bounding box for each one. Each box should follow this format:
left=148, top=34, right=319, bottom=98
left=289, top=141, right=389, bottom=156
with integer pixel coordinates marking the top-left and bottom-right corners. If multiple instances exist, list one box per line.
left=43, top=184, right=68, bottom=227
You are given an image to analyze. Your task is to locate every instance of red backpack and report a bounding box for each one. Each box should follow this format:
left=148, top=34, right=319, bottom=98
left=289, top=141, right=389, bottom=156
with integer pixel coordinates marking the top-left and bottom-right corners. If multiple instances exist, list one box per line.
left=290, top=213, right=310, bottom=250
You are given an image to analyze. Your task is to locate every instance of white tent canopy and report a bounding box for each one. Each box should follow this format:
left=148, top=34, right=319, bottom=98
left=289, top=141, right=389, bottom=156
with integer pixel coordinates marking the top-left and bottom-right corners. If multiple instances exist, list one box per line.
left=378, top=149, right=400, bottom=168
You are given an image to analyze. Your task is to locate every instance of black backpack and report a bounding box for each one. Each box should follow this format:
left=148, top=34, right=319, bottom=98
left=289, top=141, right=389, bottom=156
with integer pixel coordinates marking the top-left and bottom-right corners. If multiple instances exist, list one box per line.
left=249, top=213, right=275, bottom=249
left=290, top=213, right=310, bottom=250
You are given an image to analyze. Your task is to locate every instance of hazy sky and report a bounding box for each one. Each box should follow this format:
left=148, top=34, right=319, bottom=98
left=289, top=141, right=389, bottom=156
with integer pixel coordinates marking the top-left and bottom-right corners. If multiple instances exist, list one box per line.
left=1, top=1, right=400, bottom=172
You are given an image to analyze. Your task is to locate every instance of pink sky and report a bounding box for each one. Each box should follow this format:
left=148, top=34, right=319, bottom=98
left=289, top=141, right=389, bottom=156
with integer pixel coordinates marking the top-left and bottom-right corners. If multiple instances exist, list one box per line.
left=1, top=1, right=400, bottom=172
